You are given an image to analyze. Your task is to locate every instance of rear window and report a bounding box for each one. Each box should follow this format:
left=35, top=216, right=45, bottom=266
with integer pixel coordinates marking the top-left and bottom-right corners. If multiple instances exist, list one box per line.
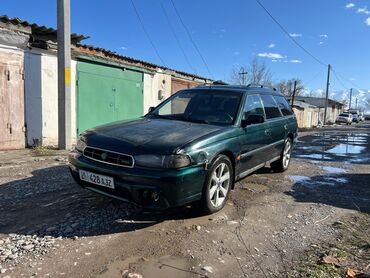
left=260, top=94, right=282, bottom=119
left=273, top=95, right=294, bottom=116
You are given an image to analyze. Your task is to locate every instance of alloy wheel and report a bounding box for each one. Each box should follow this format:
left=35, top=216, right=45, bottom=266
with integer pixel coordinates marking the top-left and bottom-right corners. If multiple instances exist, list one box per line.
left=209, top=162, right=230, bottom=207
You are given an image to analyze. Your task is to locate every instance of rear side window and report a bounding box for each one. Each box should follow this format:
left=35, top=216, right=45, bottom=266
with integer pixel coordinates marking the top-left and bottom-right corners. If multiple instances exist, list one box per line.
left=273, top=95, right=294, bottom=116
left=243, top=94, right=265, bottom=119
left=260, top=94, right=282, bottom=119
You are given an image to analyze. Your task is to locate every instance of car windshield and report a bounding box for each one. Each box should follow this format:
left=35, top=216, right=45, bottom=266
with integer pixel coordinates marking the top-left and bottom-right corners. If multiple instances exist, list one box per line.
left=148, top=90, right=242, bottom=125
left=339, top=113, right=349, bottom=117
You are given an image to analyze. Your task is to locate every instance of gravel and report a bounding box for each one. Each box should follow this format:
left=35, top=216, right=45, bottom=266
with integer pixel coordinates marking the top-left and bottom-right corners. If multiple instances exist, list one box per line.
left=0, top=233, right=61, bottom=263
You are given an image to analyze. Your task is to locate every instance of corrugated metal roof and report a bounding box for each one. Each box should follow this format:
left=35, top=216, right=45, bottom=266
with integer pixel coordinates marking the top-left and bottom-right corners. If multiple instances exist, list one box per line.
left=0, top=15, right=88, bottom=43
left=0, top=15, right=211, bottom=81
left=74, top=44, right=212, bottom=81
left=287, top=96, right=343, bottom=108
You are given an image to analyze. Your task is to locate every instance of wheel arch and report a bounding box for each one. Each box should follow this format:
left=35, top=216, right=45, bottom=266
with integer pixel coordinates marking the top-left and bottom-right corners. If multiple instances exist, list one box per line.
left=213, top=150, right=236, bottom=189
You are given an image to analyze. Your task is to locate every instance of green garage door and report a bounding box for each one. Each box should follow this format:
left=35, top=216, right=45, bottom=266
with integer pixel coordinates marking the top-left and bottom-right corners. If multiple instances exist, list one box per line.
left=77, top=61, right=143, bottom=134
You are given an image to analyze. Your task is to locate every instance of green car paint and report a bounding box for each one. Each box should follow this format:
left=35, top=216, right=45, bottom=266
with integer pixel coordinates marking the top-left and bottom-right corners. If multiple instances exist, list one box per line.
left=69, top=85, right=298, bottom=209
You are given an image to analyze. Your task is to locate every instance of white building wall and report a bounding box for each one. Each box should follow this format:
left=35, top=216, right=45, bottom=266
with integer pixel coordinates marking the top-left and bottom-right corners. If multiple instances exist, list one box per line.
left=25, top=49, right=77, bottom=146
left=143, top=71, right=172, bottom=113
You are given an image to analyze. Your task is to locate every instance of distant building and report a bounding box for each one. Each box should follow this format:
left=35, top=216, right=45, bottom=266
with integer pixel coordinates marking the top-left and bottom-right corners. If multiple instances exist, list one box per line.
left=286, top=96, right=344, bottom=128
left=0, top=16, right=212, bottom=149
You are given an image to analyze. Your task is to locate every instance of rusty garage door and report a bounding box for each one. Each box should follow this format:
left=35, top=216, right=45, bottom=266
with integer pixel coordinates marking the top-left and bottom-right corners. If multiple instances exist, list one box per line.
left=0, top=52, right=25, bottom=150
left=171, top=78, right=200, bottom=95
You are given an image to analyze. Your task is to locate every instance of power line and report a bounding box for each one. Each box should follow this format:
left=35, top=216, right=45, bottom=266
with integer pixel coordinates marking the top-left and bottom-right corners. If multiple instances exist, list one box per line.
left=331, top=67, right=368, bottom=92
left=169, top=0, right=214, bottom=79
left=130, top=0, right=167, bottom=67
left=160, top=2, right=196, bottom=73
left=254, top=0, right=327, bottom=67
left=304, top=68, right=325, bottom=87
left=330, top=68, right=349, bottom=91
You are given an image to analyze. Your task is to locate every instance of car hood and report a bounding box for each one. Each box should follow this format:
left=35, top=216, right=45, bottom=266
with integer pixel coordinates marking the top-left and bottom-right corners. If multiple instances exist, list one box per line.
left=83, top=118, right=226, bottom=155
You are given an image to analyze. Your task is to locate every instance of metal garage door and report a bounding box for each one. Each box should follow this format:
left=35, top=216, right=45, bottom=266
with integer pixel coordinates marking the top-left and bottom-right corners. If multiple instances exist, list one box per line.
left=0, top=52, right=25, bottom=150
left=76, top=61, right=143, bottom=135
left=171, top=78, right=199, bottom=95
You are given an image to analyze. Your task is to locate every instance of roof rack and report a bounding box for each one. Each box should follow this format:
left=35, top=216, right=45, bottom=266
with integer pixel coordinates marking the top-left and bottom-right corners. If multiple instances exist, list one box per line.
left=246, top=83, right=277, bottom=91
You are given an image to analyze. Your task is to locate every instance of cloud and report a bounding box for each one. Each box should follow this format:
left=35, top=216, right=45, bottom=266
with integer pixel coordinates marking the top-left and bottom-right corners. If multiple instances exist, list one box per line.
left=268, top=43, right=275, bottom=48
left=350, top=77, right=356, bottom=81
left=289, top=59, right=302, bottom=64
left=319, top=34, right=329, bottom=39
left=257, top=52, right=284, bottom=59
left=119, top=46, right=128, bottom=50
left=357, top=6, right=370, bottom=14
left=319, top=41, right=324, bottom=45
left=289, top=33, right=302, bottom=38
left=366, top=17, right=370, bottom=25
left=233, top=51, right=240, bottom=56
left=345, top=3, right=355, bottom=8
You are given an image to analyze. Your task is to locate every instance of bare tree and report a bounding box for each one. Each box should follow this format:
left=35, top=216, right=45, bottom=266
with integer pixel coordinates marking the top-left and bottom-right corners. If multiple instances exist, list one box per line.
left=229, top=58, right=273, bottom=86
left=276, top=79, right=304, bottom=97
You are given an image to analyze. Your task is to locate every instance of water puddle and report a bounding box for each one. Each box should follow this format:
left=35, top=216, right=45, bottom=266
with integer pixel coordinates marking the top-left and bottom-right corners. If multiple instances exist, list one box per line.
left=326, top=144, right=365, bottom=155
left=321, top=166, right=347, bottom=174
left=97, top=256, right=200, bottom=278
left=288, top=175, right=311, bottom=183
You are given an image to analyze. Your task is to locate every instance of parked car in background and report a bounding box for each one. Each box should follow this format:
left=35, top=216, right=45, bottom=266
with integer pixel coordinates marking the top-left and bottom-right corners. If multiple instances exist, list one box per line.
left=365, top=114, right=370, bottom=121
left=69, top=84, right=298, bottom=214
left=336, top=112, right=353, bottom=125
left=359, top=112, right=365, bottom=121
left=348, top=110, right=360, bottom=123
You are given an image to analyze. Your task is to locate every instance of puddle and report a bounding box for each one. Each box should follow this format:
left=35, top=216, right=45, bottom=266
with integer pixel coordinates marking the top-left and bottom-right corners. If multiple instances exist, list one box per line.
left=322, top=166, right=347, bottom=174
left=296, top=154, right=331, bottom=160
left=326, top=144, right=365, bottom=155
left=288, top=175, right=311, bottom=183
left=97, top=256, right=200, bottom=278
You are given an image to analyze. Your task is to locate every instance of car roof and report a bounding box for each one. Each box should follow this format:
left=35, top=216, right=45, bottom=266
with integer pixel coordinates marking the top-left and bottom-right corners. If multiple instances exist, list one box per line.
left=190, top=84, right=284, bottom=96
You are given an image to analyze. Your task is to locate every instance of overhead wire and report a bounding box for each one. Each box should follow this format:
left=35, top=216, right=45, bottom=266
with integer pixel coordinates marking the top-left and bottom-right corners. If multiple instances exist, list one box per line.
left=160, top=2, right=197, bottom=73
left=169, top=0, right=214, bottom=79
left=254, top=0, right=327, bottom=67
left=130, top=0, right=167, bottom=67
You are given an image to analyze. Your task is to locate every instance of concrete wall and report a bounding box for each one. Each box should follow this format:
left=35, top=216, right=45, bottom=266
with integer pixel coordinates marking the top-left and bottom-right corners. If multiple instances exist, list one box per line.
left=25, top=49, right=77, bottom=146
left=143, top=71, right=172, bottom=113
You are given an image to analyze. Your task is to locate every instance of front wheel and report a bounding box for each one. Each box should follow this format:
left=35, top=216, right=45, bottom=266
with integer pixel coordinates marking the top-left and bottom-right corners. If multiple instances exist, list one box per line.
left=201, top=155, right=233, bottom=214
left=271, top=138, right=293, bottom=173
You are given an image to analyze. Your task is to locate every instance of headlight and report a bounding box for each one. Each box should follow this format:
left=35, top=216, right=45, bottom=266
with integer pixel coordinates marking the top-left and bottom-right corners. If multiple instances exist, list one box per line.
left=75, top=137, right=87, bottom=152
left=135, top=154, right=191, bottom=169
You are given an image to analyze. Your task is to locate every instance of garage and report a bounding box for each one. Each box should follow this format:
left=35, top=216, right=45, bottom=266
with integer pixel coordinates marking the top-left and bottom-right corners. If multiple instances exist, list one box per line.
left=171, top=77, right=200, bottom=95
left=0, top=51, right=25, bottom=150
left=76, top=60, right=144, bottom=135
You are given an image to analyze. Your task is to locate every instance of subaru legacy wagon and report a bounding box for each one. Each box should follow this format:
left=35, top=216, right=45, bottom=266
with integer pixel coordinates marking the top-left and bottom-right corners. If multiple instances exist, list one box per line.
left=69, top=84, right=298, bottom=214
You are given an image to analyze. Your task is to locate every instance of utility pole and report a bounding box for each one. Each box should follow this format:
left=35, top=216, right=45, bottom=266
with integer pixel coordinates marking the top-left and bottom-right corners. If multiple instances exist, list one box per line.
left=349, top=88, right=352, bottom=109
left=355, top=98, right=358, bottom=110
left=291, top=80, right=297, bottom=106
left=57, top=0, right=72, bottom=150
left=239, top=67, right=248, bottom=86
left=323, top=64, right=331, bottom=125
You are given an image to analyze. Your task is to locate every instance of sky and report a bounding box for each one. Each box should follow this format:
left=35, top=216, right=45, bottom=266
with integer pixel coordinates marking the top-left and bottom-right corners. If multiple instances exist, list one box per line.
left=1, top=0, right=370, bottom=109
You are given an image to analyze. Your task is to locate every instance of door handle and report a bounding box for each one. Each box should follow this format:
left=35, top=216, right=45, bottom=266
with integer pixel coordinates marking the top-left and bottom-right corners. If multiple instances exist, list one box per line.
left=265, top=129, right=271, bottom=136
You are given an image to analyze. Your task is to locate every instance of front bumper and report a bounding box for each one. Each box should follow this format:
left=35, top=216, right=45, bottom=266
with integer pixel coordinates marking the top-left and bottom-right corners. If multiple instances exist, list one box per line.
left=68, top=150, right=206, bottom=209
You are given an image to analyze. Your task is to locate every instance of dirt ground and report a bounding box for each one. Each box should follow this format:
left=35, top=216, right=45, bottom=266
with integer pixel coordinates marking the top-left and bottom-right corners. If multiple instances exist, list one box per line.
left=0, top=123, right=369, bottom=278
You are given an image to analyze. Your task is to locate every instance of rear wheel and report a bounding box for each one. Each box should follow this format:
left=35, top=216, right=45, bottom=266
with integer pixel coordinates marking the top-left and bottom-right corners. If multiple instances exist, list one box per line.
left=201, top=155, right=233, bottom=214
left=271, top=138, right=292, bottom=173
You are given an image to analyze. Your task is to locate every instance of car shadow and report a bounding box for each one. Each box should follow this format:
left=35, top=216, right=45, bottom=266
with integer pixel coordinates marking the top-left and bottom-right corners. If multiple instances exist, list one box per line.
left=286, top=173, right=370, bottom=214
left=0, top=165, right=205, bottom=238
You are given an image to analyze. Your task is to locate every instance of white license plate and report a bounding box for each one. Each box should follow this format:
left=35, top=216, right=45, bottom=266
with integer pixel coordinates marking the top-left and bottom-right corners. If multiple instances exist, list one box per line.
left=79, top=170, right=115, bottom=189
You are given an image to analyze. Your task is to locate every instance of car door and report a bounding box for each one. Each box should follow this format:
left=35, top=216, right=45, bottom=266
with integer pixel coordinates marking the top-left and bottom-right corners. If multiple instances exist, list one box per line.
left=259, top=94, right=286, bottom=159
left=238, top=94, right=270, bottom=174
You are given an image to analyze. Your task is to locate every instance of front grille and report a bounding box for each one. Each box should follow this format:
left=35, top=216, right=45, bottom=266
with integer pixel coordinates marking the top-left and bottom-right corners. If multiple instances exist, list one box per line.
left=83, top=146, right=134, bottom=168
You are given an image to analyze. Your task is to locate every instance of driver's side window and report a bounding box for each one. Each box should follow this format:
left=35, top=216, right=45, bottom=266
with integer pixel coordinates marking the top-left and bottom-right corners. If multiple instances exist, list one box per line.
left=243, top=95, right=265, bottom=119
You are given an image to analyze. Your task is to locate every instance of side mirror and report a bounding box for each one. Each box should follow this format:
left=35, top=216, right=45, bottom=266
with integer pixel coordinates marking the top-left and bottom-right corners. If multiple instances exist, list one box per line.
left=241, top=114, right=264, bottom=127
left=148, top=106, right=155, bottom=113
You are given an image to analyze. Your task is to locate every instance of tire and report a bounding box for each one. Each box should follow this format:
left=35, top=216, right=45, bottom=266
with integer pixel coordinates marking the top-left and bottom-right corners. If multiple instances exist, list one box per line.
left=201, top=155, right=233, bottom=214
left=271, top=137, right=293, bottom=173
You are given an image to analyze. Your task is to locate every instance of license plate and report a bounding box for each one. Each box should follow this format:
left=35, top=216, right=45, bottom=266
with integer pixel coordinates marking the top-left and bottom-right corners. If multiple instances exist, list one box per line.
left=79, top=170, right=115, bottom=189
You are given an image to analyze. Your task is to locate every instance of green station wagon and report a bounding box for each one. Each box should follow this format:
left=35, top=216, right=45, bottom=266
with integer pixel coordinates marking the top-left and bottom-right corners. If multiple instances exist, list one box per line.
left=69, top=84, right=298, bottom=214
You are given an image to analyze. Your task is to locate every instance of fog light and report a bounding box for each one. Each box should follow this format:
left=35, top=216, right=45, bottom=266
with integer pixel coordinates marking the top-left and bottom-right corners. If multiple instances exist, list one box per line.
left=151, top=192, right=160, bottom=202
